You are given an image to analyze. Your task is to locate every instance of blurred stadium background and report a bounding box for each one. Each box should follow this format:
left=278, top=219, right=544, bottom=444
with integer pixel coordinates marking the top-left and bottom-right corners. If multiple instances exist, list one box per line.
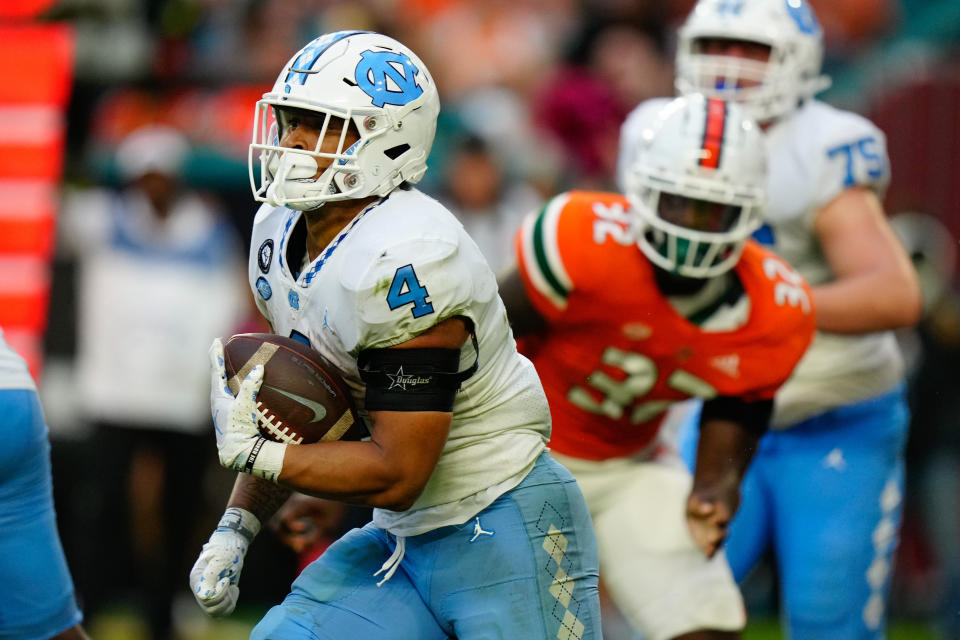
left=1, top=0, right=958, bottom=638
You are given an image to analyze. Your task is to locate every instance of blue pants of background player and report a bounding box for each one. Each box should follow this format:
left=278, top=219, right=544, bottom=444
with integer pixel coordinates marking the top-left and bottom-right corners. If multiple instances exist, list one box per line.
left=252, top=453, right=601, bottom=639
left=0, top=389, right=83, bottom=640
left=678, top=385, right=908, bottom=640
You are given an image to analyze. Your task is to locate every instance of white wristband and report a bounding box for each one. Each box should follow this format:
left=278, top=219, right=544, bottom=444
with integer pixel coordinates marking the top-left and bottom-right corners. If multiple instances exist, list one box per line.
left=216, top=507, right=262, bottom=543
left=244, top=438, right=287, bottom=483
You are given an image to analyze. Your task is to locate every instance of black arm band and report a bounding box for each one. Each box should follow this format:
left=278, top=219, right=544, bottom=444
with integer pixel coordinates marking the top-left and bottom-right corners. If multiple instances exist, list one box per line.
left=700, top=396, right=774, bottom=438
left=357, top=335, right=479, bottom=412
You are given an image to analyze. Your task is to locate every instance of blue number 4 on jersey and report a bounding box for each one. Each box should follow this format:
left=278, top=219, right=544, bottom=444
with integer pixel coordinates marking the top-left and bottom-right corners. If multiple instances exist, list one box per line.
left=387, top=264, right=435, bottom=318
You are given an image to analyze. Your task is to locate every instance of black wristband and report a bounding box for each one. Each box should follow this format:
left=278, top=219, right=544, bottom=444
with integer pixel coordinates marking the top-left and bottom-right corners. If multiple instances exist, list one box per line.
left=244, top=437, right=267, bottom=474
left=700, top=396, right=773, bottom=437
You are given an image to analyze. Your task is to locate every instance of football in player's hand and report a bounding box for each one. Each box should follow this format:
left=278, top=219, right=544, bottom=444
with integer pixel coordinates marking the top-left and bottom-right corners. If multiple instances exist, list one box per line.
left=222, top=333, right=367, bottom=445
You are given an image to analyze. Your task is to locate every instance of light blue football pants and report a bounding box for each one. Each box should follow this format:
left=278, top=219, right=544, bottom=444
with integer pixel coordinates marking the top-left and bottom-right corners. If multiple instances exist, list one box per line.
left=252, top=452, right=602, bottom=639
left=678, top=385, right=908, bottom=639
left=0, top=389, right=83, bottom=640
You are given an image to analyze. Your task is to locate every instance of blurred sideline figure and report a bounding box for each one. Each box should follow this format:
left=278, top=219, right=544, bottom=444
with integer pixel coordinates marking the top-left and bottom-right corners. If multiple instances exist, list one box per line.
left=619, top=1, right=922, bottom=637
left=439, top=133, right=541, bottom=275
left=890, top=211, right=960, bottom=639
left=499, top=94, right=815, bottom=640
left=0, top=328, right=89, bottom=640
left=59, top=125, right=247, bottom=640
left=188, top=30, right=602, bottom=639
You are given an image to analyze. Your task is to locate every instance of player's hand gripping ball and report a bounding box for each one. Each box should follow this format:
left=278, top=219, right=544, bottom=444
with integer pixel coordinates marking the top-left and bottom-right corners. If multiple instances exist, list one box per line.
left=220, top=333, right=367, bottom=445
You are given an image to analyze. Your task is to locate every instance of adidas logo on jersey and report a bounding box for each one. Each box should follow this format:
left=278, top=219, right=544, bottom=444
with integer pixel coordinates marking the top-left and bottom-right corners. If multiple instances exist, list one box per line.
left=709, top=354, right=740, bottom=377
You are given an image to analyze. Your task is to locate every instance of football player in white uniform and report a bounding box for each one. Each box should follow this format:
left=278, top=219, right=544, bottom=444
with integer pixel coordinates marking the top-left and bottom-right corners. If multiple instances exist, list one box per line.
left=188, top=31, right=601, bottom=639
left=619, top=1, right=921, bottom=638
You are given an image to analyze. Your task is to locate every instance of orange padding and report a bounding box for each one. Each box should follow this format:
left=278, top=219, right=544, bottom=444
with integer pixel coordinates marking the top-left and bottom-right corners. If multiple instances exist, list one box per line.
left=0, top=140, right=65, bottom=180
left=0, top=290, right=49, bottom=333
left=0, top=24, right=73, bottom=105
left=0, top=0, right=58, bottom=20
left=0, top=216, right=55, bottom=256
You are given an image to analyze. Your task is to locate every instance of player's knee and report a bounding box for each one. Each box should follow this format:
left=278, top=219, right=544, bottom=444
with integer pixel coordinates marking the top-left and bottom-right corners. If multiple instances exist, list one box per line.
left=249, top=606, right=306, bottom=640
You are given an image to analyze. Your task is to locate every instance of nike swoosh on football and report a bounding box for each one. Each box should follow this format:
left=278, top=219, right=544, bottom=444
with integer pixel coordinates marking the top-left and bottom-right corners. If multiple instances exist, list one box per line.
left=264, top=386, right=328, bottom=423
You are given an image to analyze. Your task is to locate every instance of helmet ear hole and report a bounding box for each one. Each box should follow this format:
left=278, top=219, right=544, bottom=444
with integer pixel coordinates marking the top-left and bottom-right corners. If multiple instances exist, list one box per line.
left=384, top=144, right=410, bottom=160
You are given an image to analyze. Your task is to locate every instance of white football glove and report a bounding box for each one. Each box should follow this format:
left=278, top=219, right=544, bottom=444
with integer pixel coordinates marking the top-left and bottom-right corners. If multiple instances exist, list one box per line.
left=209, top=338, right=286, bottom=482
left=190, top=507, right=261, bottom=616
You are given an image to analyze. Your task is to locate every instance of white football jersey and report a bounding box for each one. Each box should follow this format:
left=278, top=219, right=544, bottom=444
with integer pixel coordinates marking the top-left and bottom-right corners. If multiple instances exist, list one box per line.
left=620, top=99, right=903, bottom=427
left=248, top=187, right=550, bottom=536
left=0, top=329, right=35, bottom=391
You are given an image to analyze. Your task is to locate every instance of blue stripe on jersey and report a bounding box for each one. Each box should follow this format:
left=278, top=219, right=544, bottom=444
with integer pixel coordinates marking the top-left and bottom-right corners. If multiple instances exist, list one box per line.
left=277, top=211, right=296, bottom=271
left=302, top=208, right=371, bottom=285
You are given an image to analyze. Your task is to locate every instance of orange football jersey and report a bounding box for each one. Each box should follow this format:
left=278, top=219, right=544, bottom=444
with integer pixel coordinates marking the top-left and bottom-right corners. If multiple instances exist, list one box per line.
left=515, top=191, right=815, bottom=460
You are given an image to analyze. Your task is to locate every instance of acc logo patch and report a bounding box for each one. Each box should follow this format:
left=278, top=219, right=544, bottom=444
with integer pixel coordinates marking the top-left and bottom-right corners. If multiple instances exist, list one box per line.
left=258, top=239, right=274, bottom=273
left=354, top=50, right=423, bottom=108
left=256, top=276, right=272, bottom=300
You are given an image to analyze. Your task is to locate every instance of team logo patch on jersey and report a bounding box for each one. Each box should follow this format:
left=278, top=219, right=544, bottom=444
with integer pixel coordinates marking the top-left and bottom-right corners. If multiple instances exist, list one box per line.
left=386, top=366, right=432, bottom=391
left=258, top=239, right=274, bottom=273
left=288, top=289, right=300, bottom=310
left=256, top=276, right=272, bottom=300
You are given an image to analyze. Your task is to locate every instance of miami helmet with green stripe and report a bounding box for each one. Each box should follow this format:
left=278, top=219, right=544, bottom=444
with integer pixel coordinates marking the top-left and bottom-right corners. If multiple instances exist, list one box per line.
left=249, top=31, right=440, bottom=210
left=622, top=94, right=766, bottom=278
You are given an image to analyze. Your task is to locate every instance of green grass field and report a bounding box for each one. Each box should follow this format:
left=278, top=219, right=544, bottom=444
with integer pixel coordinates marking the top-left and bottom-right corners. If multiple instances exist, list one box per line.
left=89, top=608, right=941, bottom=640
left=744, top=617, right=938, bottom=640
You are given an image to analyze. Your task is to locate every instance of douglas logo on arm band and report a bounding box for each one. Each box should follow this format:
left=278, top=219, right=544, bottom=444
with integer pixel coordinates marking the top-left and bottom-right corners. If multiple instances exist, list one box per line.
left=358, top=335, right=479, bottom=412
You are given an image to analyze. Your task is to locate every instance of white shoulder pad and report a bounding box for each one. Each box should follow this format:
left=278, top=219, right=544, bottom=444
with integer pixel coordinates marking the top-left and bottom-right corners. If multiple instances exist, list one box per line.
left=339, top=190, right=497, bottom=350
left=252, top=201, right=283, bottom=225
left=617, top=97, right=673, bottom=191
left=791, top=101, right=891, bottom=210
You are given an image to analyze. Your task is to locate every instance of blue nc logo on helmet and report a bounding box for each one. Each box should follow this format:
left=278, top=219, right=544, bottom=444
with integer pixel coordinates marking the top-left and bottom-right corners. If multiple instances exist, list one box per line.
left=785, top=0, right=821, bottom=34
left=354, top=50, right=424, bottom=108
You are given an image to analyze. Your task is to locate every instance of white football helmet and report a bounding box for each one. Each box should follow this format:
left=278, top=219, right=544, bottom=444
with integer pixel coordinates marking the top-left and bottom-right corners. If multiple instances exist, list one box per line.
left=623, top=94, right=766, bottom=278
left=249, top=31, right=440, bottom=210
left=676, top=0, right=831, bottom=123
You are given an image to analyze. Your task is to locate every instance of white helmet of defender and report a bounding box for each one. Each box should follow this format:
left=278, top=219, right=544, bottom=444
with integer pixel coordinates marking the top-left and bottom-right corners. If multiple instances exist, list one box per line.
left=623, top=94, right=766, bottom=278
left=675, top=0, right=831, bottom=123
left=249, top=31, right=440, bottom=210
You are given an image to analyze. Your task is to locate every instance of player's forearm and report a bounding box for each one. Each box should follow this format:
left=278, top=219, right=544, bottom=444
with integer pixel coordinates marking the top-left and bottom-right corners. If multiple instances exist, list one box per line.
left=692, top=418, right=760, bottom=492
left=812, top=268, right=921, bottom=333
left=227, top=473, right=292, bottom=524
left=277, top=439, right=425, bottom=511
